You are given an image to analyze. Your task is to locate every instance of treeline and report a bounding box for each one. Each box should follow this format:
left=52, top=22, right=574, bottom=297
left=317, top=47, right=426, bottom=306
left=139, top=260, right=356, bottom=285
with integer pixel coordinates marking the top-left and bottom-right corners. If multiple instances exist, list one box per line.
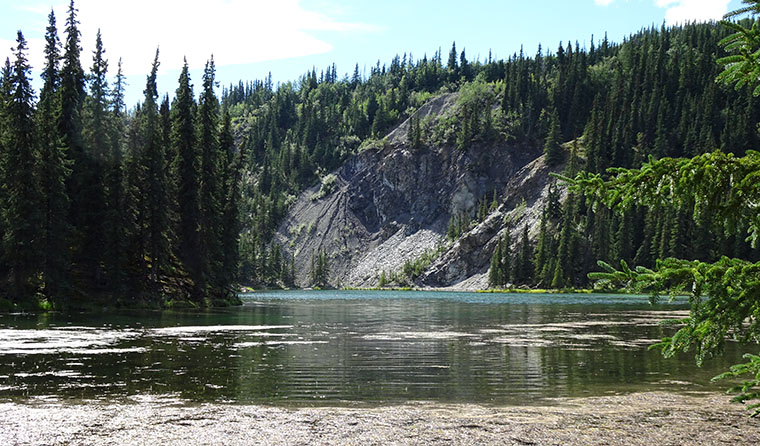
left=535, top=23, right=760, bottom=289
left=221, top=21, right=760, bottom=289
left=0, top=1, right=241, bottom=309
left=491, top=23, right=760, bottom=289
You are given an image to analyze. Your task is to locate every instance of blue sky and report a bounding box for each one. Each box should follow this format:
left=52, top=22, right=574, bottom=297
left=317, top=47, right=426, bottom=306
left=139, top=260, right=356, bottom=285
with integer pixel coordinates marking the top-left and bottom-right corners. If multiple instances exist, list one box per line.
left=0, top=0, right=744, bottom=106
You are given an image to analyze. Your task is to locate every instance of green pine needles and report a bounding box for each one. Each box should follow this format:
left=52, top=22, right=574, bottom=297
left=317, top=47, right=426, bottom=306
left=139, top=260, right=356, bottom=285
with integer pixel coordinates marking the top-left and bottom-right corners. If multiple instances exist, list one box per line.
left=568, top=150, right=760, bottom=415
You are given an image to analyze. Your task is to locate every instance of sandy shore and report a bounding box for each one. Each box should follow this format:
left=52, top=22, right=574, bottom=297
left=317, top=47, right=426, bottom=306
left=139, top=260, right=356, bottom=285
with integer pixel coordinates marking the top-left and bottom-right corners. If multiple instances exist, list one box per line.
left=1, top=392, right=757, bottom=445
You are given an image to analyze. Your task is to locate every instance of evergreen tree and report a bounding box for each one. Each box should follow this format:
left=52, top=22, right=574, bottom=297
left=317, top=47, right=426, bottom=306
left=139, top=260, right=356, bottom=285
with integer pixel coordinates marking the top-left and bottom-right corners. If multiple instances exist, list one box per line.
left=500, top=231, right=511, bottom=286
left=81, top=29, right=110, bottom=284
left=0, top=60, right=8, bottom=286
left=1, top=32, right=43, bottom=299
left=220, top=109, right=243, bottom=289
left=37, top=10, right=71, bottom=297
left=104, top=58, right=126, bottom=290
left=447, top=42, right=459, bottom=83
left=59, top=0, right=86, bottom=272
left=553, top=193, right=578, bottom=288
left=515, top=224, right=533, bottom=283
left=543, top=107, right=563, bottom=166
left=310, top=249, right=329, bottom=287
left=140, top=49, right=170, bottom=285
left=198, top=57, right=224, bottom=294
left=171, top=60, right=202, bottom=297
left=488, top=238, right=502, bottom=288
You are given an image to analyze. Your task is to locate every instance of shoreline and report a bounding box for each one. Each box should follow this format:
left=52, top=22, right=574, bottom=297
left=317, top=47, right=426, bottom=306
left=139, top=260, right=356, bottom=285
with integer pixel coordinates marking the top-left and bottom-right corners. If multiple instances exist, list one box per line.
left=2, top=392, right=757, bottom=445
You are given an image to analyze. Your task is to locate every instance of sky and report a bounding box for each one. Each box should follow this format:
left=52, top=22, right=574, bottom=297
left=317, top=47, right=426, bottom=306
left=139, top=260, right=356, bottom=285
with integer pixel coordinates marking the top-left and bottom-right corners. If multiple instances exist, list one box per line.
left=0, top=0, right=745, bottom=107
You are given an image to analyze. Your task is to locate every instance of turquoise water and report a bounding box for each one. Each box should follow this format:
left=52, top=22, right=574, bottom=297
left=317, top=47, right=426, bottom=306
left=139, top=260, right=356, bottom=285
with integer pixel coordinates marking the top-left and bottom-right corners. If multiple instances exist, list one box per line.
left=0, top=290, right=745, bottom=405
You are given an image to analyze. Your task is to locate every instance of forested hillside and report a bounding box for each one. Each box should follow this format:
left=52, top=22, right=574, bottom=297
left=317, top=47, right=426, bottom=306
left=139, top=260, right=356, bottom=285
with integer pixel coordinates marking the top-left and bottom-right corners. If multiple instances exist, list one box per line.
left=226, top=21, right=760, bottom=289
left=0, top=1, right=241, bottom=309
left=2, top=0, right=759, bottom=308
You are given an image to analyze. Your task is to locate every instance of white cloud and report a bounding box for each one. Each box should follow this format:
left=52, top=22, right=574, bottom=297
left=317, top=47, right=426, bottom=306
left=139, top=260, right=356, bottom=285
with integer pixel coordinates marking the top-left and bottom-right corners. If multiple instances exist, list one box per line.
left=1, top=0, right=379, bottom=76
left=594, top=0, right=615, bottom=6
left=656, top=0, right=731, bottom=24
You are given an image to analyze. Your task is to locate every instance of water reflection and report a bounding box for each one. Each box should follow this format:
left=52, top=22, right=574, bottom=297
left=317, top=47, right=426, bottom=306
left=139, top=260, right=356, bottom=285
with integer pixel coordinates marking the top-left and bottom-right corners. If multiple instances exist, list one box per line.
left=0, top=291, right=747, bottom=404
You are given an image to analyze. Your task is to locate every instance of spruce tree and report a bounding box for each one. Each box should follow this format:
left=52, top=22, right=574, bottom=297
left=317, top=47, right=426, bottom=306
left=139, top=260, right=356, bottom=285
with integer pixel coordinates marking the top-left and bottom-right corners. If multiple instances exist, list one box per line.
left=220, top=109, right=242, bottom=290
left=0, top=60, right=9, bottom=289
left=543, top=108, right=563, bottom=166
left=37, top=10, right=71, bottom=297
left=122, top=104, right=148, bottom=287
left=447, top=42, right=459, bottom=83
left=81, top=29, right=110, bottom=284
left=140, top=49, right=170, bottom=286
left=1, top=32, right=43, bottom=299
left=171, top=60, right=202, bottom=297
left=488, top=238, right=503, bottom=288
left=59, top=0, right=86, bottom=272
left=553, top=194, right=577, bottom=288
left=198, top=57, right=223, bottom=293
left=516, top=225, right=533, bottom=283
left=500, top=231, right=512, bottom=286
left=104, top=58, right=126, bottom=290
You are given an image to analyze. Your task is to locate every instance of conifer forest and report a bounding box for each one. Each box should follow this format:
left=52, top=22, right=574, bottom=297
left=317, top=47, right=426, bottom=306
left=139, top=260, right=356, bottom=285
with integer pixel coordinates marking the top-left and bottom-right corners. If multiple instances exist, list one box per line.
left=0, top=0, right=759, bottom=308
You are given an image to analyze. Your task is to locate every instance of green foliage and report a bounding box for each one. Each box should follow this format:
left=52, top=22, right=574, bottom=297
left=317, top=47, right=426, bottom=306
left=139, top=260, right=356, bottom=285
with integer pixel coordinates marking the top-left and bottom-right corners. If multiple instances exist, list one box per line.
left=0, top=1, right=243, bottom=307
left=488, top=233, right=511, bottom=288
left=570, top=151, right=760, bottom=247
left=431, top=77, right=501, bottom=149
left=311, top=173, right=338, bottom=201
left=589, top=256, right=760, bottom=413
left=572, top=148, right=760, bottom=413
left=377, top=243, right=448, bottom=287
left=37, top=10, right=71, bottom=297
left=1, top=31, right=43, bottom=298
left=543, top=108, right=563, bottom=166
left=310, top=250, right=329, bottom=288
left=713, top=353, right=760, bottom=417
left=171, top=61, right=202, bottom=297
left=2, top=0, right=760, bottom=318
left=717, top=1, right=760, bottom=95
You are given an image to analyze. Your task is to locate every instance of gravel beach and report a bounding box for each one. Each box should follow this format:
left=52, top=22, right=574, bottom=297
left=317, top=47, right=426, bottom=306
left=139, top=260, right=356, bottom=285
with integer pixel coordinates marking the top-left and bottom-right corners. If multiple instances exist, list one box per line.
left=2, top=392, right=758, bottom=445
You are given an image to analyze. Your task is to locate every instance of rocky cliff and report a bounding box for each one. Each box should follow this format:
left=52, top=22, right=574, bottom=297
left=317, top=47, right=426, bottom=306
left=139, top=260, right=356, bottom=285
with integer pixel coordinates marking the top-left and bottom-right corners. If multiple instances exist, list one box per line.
left=274, top=93, right=565, bottom=289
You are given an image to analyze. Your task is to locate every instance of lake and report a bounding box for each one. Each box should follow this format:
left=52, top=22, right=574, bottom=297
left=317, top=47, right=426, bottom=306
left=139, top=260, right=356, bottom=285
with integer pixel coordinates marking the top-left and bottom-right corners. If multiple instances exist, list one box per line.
left=0, top=290, right=746, bottom=405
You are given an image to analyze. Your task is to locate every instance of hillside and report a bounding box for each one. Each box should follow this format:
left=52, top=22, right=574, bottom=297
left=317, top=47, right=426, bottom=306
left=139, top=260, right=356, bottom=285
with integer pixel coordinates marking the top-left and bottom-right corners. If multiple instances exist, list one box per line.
left=274, top=93, right=555, bottom=288
left=229, top=21, right=760, bottom=291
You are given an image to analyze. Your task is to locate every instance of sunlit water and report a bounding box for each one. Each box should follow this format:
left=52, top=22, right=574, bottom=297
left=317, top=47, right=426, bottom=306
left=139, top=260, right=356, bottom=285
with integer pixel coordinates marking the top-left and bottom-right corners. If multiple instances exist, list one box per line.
left=0, top=290, right=748, bottom=405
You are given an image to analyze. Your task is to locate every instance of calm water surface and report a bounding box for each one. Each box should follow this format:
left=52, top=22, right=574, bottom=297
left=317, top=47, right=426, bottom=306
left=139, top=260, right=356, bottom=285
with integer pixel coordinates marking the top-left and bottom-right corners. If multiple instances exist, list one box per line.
left=0, top=290, right=746, bottom=405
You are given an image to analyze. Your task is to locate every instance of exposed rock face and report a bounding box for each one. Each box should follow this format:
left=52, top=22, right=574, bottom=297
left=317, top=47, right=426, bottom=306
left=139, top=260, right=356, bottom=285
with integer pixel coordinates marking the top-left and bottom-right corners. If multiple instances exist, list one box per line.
left=416, top=153, right=567, bottom=290
left=274, top=93, right=561, bottom=289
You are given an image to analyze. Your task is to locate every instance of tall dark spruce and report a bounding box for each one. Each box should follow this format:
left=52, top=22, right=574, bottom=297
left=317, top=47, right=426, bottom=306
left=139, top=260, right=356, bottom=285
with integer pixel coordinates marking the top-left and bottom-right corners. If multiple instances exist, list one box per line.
left=140, top=49, right=170, bottom=287
left=81, top=29, right=109, bottom=285
left=1, top=32, right=42, bottom=299
left=0, top=59, right=9, bottom=290
left=37, top=10, right=70, bottom=297
left=103, top=58, right=126, bottom=290
left=198, top=57, right=224, bottom=296
left=171, top=60, right=202, bottom=298
left=58, top=0, right=86, bottom=283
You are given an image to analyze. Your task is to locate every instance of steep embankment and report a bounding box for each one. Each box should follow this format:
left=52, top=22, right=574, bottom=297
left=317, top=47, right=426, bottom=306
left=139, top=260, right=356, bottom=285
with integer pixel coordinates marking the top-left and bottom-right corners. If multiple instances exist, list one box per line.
left=275, top=93, right=564, bottom=289
left=417, top=152, right=566, bottom=290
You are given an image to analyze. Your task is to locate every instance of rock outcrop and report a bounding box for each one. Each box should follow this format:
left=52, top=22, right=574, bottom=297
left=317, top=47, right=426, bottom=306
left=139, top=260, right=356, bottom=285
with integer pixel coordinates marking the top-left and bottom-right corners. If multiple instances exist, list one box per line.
left=274, top=93, right=564, bottom=289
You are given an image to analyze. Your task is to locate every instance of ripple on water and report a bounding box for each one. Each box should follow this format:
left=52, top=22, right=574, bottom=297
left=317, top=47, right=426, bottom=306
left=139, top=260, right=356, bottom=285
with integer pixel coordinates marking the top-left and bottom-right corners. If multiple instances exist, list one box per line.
left=234, top=340, right=329, bottom=348
left=360, top=331, right=476, bottom=341
left=151, top=325, right=293, bottom=335
left=0, top=328, right=141, bottom=355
